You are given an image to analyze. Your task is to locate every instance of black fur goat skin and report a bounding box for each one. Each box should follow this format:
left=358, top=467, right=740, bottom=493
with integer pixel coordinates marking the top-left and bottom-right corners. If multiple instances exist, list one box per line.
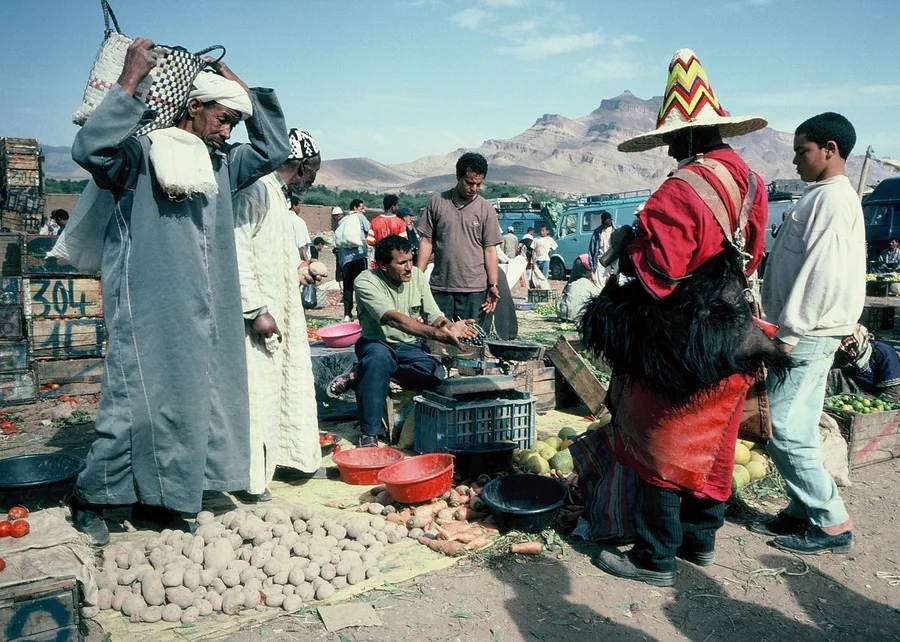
left=580, top=247, right=792, bottom=404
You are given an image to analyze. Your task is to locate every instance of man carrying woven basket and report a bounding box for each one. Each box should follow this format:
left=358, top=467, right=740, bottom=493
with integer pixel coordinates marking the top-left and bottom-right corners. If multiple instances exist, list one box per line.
left=68, top=38, right=289, bottom=545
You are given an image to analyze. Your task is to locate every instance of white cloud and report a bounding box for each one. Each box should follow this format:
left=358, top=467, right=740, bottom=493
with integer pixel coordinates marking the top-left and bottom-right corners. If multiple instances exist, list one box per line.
left=484, top=0, right=528, bottom=6
left=498, top=32, right=604, bottom=61
left=576, top=55, right=642, bottom=82
left=741, top=84, right=900, bottom=109
left=498, top=19, right=541, bottom=38
left=451, top=8, right=492, bottom=29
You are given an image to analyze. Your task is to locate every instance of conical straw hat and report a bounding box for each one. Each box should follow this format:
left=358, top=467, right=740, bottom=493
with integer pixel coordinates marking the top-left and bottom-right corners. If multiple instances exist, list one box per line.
left=618, top=48, right=767, bottom=153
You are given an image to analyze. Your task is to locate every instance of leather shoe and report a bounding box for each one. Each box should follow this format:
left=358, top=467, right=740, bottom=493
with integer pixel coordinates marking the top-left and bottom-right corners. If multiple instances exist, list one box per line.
left=676, top=547, right=715, bottom=567
left=71, top=500, right=110, bottom=547
left=771, top=526, right=852, bottom=555
left=593, top=549, right=676, bottom=587
left=232, top=489, right=272, bottom=503
left=749, top=512, right=807, bottom=537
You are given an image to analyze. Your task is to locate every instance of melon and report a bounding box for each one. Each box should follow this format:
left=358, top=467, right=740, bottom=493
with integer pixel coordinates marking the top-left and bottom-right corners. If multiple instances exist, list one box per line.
left=549, top=450, right=574, bottom=475
left=745, top=460, right=767, bottom=481
left=748, top=452, right=767, bottom=465
left=535, top=442, right=557, bottom=461
left=734, top=443, right=751, bottom=466
left=558, top=426, right=578, bottom=440
left=525, top=454, right=550, bottom=474
left=732, top=464, right=751, bottom=491
left=543, top=437, right=563, bottom=450
left=559, top=439, right=574, bottom=451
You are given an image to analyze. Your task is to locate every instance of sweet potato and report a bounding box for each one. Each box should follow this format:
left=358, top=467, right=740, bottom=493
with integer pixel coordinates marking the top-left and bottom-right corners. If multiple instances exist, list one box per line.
left=413, top=500, right=447, bottom=518
left=417, top=536, right=466, bottom=557
left=469, top=494, right=485, bottom=511
left=454, top=485, right=470, bottom=495
left=447, top=489, right=463, bottom=507
left=406, top=515, right=432, bottom=530
left=467, top=535, right=493, bottom=550
left=510, top=542, right=543, bottom=555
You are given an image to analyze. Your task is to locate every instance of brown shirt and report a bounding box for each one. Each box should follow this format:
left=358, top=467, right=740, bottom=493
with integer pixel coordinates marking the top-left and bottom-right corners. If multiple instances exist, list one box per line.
left=417, top=190, right=502, bottom=292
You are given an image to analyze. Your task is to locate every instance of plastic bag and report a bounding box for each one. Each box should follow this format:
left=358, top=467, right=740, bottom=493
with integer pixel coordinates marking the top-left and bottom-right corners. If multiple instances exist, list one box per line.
left=301, top=283, right=317, bottom=310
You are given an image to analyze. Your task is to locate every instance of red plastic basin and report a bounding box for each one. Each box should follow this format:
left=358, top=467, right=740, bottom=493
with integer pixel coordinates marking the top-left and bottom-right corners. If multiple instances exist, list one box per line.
left=377, top=454, right=454, bottom=504
left=333, top=447, right=404, bottom=485
left=317, top=321, right=362, bottom=348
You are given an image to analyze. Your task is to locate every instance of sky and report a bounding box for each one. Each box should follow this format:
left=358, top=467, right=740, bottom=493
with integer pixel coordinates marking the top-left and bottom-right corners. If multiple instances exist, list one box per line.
left=1, top=0, right=897, bottom=165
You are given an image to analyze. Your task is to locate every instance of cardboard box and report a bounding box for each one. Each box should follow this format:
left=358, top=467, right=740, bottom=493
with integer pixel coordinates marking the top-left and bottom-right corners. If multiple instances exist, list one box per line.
left=825, top=407, right=900, bottom=469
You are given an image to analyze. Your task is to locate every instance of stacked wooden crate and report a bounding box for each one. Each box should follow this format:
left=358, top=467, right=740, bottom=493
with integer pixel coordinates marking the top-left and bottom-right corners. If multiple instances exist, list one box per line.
left=0, top=138, right=45, bottom=234
left=0, top=234, right=35, bottom=403
left=24, top=235, right=104, bottom=399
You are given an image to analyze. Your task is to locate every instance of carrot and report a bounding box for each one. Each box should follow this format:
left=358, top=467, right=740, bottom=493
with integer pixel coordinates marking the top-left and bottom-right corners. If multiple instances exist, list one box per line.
left=468, top=494, right=485, bottom=511
left=510, top=542, right=543, bottom=555
left=385, top=512, right=406, bottom=525
left=436, top=509, right=454, bottom=521
left=454, top=485, right=470, bottom=495
left=398, top=508, right=412, bottom=522
left=466, top=535, right=493, bottom=550
left=447, top=489, right=463, bottom=507
left=413, top=500, right=447, bottom=518
left=418, top=536, right=466, bottom=557
left=407, top=515, right=433, bottom=530
left=454, top=528, right=484, bottom=544
left=434, top=521, right=472, bottom=539
left=453, top=507, right=485, bottom=522
left=470, top=483, right=482, bottom=495
left=480, top=523, right=500, bottom=535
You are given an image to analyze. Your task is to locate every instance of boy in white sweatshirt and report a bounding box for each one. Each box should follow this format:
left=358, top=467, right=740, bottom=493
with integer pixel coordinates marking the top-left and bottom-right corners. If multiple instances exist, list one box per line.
left=756, top=112, right=864, bottom=554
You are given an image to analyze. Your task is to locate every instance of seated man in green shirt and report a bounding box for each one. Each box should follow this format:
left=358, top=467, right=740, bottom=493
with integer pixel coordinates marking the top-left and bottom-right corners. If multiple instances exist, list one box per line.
left=328, top=235, right=478, bottom=447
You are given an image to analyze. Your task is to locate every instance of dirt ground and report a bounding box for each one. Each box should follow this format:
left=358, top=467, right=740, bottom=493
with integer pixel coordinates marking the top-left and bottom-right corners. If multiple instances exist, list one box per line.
left=3, top=289, right=899, bottom=641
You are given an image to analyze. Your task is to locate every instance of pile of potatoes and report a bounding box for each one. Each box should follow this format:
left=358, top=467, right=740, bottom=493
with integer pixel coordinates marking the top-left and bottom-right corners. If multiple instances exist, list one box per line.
left=90, top=504, right=406, bottom=624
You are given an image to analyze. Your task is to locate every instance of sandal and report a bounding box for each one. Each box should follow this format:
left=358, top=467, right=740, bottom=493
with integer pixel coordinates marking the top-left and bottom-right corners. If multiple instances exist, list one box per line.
left=327, top=367, right=357, bottom=398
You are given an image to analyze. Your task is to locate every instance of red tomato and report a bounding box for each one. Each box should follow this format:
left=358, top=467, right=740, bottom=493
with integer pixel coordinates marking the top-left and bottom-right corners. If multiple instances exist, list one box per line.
left=8, top=506, right=28, bottom=520
left=332, top=444, right=342, bottom=456
left=0, top=521, right=11, bottom=537
left=10, top=520, right=29, bottom=538
left=0, top=558, right=6, bottom=572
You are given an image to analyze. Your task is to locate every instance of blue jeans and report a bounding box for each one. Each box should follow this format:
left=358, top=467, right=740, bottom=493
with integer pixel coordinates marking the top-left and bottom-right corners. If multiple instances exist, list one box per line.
left=355, top=338, right=445, bottom=437
left=536, top=260, right=550, bottom=278
left=765, top=335, right=849, bottom=527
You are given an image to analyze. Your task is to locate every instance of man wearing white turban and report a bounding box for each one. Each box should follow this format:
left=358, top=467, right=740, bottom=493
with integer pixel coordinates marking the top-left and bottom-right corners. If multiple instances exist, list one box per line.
left=69, top=38, right=289, bottom=545
left=232, top=128, right=324, bottom=501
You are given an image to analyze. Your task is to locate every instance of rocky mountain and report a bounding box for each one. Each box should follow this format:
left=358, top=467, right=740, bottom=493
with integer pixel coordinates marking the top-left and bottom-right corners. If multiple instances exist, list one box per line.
left=316, top=91, right=893, bottom=195
left=40, top=92, right=894, bottom=194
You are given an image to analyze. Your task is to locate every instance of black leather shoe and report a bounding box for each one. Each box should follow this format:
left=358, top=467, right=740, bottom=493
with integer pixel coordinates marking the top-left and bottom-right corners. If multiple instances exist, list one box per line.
left=232, top=489, right=272, bottom=503
left=594, top=549, right=676, bottom=587
left=771, top=526, right=852, bottom=555
left=676, top=547, right=715, bottom=567
left=749, top=512, right=807, bottom=537
left=72, top=501, right=110, bottom=546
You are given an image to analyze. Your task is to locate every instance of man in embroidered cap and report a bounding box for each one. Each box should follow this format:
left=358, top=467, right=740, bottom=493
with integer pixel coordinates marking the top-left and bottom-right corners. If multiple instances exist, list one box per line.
left=232, top=128, right=324, bottom=501
left=69, top=38, right=289, bottom=544
left=582, top=49, right=786, bottom=586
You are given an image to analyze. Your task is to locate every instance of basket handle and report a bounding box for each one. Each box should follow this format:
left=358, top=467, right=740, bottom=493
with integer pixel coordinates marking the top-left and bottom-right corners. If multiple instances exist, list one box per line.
left=101, top=0, right=122, bottom=35
left=195, top=45, right=226, bottom=65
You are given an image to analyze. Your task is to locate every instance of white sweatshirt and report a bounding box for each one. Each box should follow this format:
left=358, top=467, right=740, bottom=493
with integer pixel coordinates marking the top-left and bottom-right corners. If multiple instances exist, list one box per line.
left=761, top=174, right=866, bottom=346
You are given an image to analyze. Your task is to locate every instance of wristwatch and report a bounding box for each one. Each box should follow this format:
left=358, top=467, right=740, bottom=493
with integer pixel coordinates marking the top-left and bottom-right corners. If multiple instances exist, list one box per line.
left=488, top=283, right=498, bottom=289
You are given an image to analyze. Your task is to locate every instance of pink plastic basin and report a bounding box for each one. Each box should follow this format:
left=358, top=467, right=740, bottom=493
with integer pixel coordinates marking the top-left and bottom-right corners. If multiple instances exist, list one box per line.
left=317, top=321, right=362, bottom=348
left=333, top=447, right=404, bottom=485
left=377, top=454, right=454, bottom=504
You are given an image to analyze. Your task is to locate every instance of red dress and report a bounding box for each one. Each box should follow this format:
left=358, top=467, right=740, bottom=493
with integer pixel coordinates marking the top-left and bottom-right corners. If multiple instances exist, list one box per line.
left=613, top=147, right=767, bottom=502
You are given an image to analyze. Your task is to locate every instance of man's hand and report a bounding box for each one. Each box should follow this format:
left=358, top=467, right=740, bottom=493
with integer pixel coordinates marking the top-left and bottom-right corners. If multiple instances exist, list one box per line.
left=431, top=318, right=479, bottom=348
left=776, top=338, right=793, bottom=353
left=599, top=226, right=634, bottom=267
left=204, top=58, right=249, bottom=93
left=117, top=38, right=157, bottom=95
left=253, top=313, right=282, bottom=342
left=482, top=285, right=500, bottom=313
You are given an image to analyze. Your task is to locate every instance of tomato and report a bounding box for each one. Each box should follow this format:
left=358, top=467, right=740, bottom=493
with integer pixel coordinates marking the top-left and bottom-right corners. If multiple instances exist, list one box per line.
left=10, top=520, right=29, bottom=538
left=0, top=558, right=5, bottom=572
left=319, top=433, right=335, bottom=446
left=332, top=444, right=342, bottom=456
left=8, top=506, right=28, bottom=520
left=0, top=521, right=11, bottom=537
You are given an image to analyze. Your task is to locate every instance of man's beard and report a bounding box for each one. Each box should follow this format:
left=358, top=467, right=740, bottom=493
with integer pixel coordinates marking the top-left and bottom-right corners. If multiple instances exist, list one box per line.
left=289, top=183, right=312, bottom=198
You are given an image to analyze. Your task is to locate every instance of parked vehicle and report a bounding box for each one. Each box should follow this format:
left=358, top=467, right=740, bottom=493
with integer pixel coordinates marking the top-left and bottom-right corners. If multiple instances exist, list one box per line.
left=863, top=176, right=900, bottom=259
left=489, top=197, right=554, bottom=237
left=548, top=190, right=651, bottom=280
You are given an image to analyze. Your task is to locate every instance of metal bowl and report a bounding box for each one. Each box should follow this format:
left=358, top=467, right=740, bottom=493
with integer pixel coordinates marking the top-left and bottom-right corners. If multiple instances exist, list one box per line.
left=485, top=339, right=544, bottom=362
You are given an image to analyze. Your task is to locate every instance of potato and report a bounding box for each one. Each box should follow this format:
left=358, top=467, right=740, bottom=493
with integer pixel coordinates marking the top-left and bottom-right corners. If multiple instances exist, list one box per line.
left=282, top=594, right=304, bottom=612
left=315, top=582, right=335, bottom=600
left=162, top=604, right=182, bottom=623
left=291, top=505, right=314, bottom=521
left=332, top=576, right=348, bottom=590
left=199, top=568, right=218, bottom=587
left=194, top=598, right=213, bottom=617
left=148, top=549, right=168, bottom=570
left=180, top=568, right=199, bottom=592
left=279, top=531, right=300, bottom=548
left=181, top=606, right=200, bottom=624
left=343, top=541, right=366, bottom=554
left=141, top=605, right=162, bottom=623
left=207, top=591, right=223, bottom=612
left=210, top=578, right=227, bottom=594
left=287, top=568, right=306, bottom=586
left=166, top=586, right=194, bottom=609
left=326, top=523, right=347, bottom=540
left=367, top=503, right=384, bottom=516
left=264, top=507, right=289, bottom=524
left=192, top=586, right=207, bottom=601
left=253, top=530, right=274, bottom=546
left=271, top=544, right=290, bottom=562
left=295, top=583, right=315, bottom=602
left=303, top=562, right=321, bottom=582
left=228, top=559, right=250, bottom=572
left=344, top=521, right=367, bottom=540
left=308, top=261, right=327, bottom=278
left=386, top=529, right=403, bottom=544
left=369, top=515, right=387, bottom=531
left=220, top=569, right=241, bottom=588
left=97, top=569, right=117, bottom=592
left=128, top=548, right=146, bottom=569
left=263, top=558, right=283, bottom=577
left=366, top=566, right=379, bottom=579
left=222, top=589, right=244, bottom=615
left=111, top=594, right=126, bottom=612
left=272, top=522, right=292, bottom=538
left=357, top=533, right=376, bottom=547
left=240, top=566, right=258, bottom=584
left=292, top=518, right=308, bottom=534
left=242, top=586, right=261, bottom=609
left=374, top=532, right=388, bottom=545
left=121, top=594, right=147, bottom=617
left=196, top=510, right=215, bottom=525
left=116, top=549, right=130, bottom=569
left=307, top=515, right=325, bottom=531
left=266, top=593, right=286, bottom=608
left=311, top=527, right=327, bottom=540
left=330, top=552, right=342, bottom=566
left=273, top=571, right=289, bottom=585
left=226, top=532, right=243, bottom=550
left=204, top=538, right=236, bottom=572
left=141, top=570, right=165, bottom=606
left=347, top=566, right=365, bottom=585
left=162, top=568, right=184, bottom=588
left=97, top=588, right=113, bottom=611
left=291, top=542, right=309, bottom=558
left=282, top=584, right=296, bottom=596
left=194, top=522, right=224, bottom=542
left=320, top=563, right=336, bottom=581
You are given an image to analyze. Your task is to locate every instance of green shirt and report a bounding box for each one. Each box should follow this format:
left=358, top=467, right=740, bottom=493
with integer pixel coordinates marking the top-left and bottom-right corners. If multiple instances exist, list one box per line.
left=354, top=267, right=445, bottom=344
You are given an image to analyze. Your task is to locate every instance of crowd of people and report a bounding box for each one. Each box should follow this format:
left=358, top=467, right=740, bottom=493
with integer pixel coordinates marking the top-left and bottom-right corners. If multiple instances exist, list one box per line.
left=57, top=37, right=872, bottom=599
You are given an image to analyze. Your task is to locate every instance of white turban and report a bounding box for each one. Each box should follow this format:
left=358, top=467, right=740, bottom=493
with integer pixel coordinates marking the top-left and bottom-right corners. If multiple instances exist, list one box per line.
left=188, top=71, right=253, bottom=120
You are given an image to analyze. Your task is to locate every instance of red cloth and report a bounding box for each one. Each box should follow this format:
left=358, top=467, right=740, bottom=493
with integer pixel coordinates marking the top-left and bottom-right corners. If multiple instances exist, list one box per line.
left=366, top=214, right=408, bottom=247
left=612, top=146, right=767, bottom=502
left=625, top=147, right=767, bottom=300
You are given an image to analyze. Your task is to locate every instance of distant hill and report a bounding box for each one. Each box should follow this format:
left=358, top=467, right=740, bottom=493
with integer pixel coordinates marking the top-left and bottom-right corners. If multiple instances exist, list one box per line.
left=41, top=93, right=894, bottom=194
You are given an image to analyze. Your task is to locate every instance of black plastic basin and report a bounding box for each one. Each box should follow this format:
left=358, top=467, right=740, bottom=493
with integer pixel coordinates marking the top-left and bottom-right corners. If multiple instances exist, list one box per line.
left=446, top=442, right=517, bottom=478
left=480, top=473, right=566, bottom=533
left=0, top=453, right=86, bottom=510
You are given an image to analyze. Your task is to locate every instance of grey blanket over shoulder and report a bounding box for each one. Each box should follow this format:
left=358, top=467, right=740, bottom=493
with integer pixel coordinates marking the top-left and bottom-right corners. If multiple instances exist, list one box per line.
left=71, top=84, right=289, bottom=513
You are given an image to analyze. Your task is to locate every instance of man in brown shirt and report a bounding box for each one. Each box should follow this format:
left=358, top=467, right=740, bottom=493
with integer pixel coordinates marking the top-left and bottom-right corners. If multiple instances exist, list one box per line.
left=416, top=152, right=502, bottom=322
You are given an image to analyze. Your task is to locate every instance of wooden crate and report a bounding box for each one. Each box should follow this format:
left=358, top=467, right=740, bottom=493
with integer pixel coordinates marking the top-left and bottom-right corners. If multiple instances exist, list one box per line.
left=548, top=335, right=607, bottom=417
left=0, top=370, right=37, bottom=404
left=27, top=277, right=102, bottom=319
left=24, top=236, right=97, bottom=277
left=505, top=359, right=556, bottom=413
left=29, top=318, right=105, bottom=359
left=0, top=340, right=29, bottom=373
left=0, top=305, right=24, bottom=340
left=859, top=305, right=896, bottom=332
left=0, top=576, right=81, bottom=642
left=36, top=357, right=104, bottom=398
left=0, top=234, right=23, bottom=276
left=825, top=407, right=900, bottom=469
left=527, top=289, right=558, bottom=304
left=0, top=277, right=20, bottom=305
